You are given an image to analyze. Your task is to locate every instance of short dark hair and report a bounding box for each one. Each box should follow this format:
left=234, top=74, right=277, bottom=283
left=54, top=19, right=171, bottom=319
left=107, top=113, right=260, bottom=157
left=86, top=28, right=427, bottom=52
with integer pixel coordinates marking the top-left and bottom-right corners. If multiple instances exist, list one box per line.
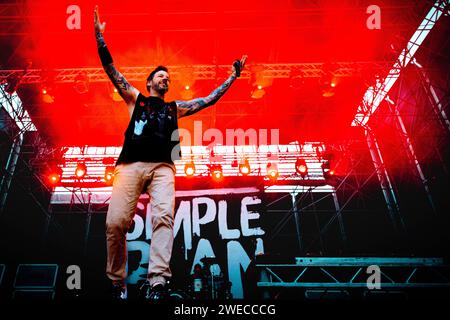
left=146, top=65, right=169, bottom=92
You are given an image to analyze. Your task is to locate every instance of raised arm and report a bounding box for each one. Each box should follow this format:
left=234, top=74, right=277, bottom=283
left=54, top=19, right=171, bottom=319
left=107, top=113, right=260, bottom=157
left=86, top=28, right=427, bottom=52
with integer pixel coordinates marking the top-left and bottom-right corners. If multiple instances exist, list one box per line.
left=94, top=6, right=138, bottom=111
left=176, top=55, right=247, bottom=118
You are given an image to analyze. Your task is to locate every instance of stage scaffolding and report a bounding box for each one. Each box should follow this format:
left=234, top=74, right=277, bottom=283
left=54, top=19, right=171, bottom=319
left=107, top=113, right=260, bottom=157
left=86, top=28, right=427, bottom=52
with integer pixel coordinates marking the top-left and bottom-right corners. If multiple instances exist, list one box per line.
left=0, top=0, right=448, bottom=299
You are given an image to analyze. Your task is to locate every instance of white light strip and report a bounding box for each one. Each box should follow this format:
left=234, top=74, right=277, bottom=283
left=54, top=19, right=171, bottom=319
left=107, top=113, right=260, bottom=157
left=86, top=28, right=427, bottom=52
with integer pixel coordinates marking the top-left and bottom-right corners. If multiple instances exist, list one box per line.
left=50, top=185, right=335, bottom=204
left=58, top=143, right=327, bottom=179
left=352, top=0, right=447, bottom=127
left=50, top=142, right=334, bottom=203
left=0, top=84, right=37, bottom=131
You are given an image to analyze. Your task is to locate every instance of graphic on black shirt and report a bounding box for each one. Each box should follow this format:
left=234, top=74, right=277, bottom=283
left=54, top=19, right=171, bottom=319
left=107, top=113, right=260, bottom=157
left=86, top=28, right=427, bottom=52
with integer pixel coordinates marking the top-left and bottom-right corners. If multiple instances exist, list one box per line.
left=134, top=111, right=148, bottom=136
left=117, top=94, right=180, bottom=165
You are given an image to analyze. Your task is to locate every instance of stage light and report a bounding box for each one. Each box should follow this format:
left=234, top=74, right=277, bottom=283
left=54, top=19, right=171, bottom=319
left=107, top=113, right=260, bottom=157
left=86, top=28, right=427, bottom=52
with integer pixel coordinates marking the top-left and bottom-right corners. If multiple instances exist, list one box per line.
left=75, top=162, right=87, bottom=179
left=184, top=161, right=195, bottom=177
left=250, top=64, right=271, bottom=99
left=295, top=158, right=308, bottom=178
left=111, top=86, right=122, bottom=101
left=239, top=158, right=250, bottom=176
left=104, top=166, right=115, bottom=184
left=251, top=87, right=265, bottom=99
left=210, top=164, right=223, bottom=182
left=266, top=162, right=278, bottom=181
left=41, top=86, right=54, bottom=103
left=180, top=67, right=195, bottom=99
left=47, top=167, right=62, bottom=186
left=320, top=70, right=337, bottom=97
left=321, top=160, right=334, bottom=179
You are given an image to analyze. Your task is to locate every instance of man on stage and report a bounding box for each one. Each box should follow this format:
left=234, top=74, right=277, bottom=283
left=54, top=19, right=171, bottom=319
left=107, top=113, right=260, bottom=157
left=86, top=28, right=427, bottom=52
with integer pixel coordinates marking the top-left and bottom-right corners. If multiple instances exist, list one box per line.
left=94, top=6, right=247, bottom=300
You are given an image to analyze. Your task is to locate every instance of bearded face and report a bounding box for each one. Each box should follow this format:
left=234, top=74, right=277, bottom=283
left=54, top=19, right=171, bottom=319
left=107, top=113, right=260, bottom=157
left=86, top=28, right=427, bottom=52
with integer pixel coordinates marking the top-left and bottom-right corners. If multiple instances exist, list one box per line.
left=148, top=70, right=170, bottom=95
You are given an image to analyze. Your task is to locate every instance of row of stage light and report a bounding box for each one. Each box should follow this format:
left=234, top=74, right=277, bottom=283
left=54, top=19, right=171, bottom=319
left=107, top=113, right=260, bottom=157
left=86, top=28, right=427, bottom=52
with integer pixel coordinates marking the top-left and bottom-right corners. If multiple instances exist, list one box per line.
left=47, top=157, right=335, bottom=187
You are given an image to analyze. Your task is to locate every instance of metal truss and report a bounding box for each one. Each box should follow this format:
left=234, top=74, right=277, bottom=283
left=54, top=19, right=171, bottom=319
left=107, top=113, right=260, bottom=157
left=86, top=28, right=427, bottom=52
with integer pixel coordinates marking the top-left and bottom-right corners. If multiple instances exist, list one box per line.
left=0, top=84, right=35, bottom=215
left=411, top=58, right=450, bottom=134
left=374, top=48, right=449, bottom=216
left=263, top=135, right=412, bottom=257
left=0, top=84, right=65, bottom=242
left=364, top=125, right=406, bottom=232
left=352, top=0, right=448, bottom=127
left=0, top=62, right=391, bottom=85
left=257, top=257, right=450, bottom=293
left=0, top=85, right=36, bottom=132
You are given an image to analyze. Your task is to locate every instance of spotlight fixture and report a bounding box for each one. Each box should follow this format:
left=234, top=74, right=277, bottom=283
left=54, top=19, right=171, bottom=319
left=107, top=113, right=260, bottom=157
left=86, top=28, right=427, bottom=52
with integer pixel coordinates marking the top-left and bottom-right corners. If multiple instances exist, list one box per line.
left=41, top=86, right=54, bottom=103
left=295, top=158, right=308, bottom=178
left=251, top=87, right=265, bottom=99
left=250, top=64, right=271, bottom=99
left=321, top=160, right=334, bottom=179
left=111, top=86, right=122, bottom=102
left=184, top=161, right=196, bottom=177
left=47, top=166, right=63, bottom=186
left=239, top=158, right=251, bottom=176
left=210, top=164, right=223, bottom=182
left=75, top=162, right=87, bottom=179
left=266, top=162, right=279, bottom=181
left=104, top=166, right=115, bottom=185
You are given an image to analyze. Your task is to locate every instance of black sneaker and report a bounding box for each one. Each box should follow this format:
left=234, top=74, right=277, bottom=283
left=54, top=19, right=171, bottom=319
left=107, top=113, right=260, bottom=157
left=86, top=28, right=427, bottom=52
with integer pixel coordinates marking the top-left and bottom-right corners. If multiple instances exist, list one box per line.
left=111, top=283, right=127, bottom=300
left=138, top=281, right=167, bottom=300
left=149, top=283, right=168, bottom=300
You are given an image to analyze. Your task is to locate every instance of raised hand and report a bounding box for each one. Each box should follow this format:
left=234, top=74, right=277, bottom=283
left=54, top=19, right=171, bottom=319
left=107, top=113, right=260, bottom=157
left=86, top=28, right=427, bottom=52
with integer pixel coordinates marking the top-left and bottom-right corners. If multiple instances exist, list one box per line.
left=232, top=55, right=248, bottom=77
left=94, top=5, right=106, bottom=34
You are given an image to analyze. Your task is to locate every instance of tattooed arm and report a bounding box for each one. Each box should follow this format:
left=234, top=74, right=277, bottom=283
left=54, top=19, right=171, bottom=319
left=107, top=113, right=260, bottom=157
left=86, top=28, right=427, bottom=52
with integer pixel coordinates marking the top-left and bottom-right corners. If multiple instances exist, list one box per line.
left=94, top=6, right=138, bottom=113
left=176, top=55, right=247, bottom=118
left=176, top=75, right=236, bottom=118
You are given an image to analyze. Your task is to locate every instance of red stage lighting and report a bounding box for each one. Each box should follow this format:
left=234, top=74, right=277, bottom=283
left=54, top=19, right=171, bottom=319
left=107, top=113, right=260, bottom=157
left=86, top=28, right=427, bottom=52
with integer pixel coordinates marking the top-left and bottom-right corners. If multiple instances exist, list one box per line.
left=295, top=158, right=308, bottom=177
left=239, top=158, right=250, bottom=176
left=48, top=167, right=62, bottom=186
left=210, top=164, right=223, bottom=182
left=184, top=161, right=195, bottom=177
left=322, top=160, right=334, bottom=179
left=266, top=162, right=279, bottom=181
left=41, top=86, right=54, bottom=103
left=75, top=162, right=87, bottom=179
left=104, top=166, right=115, bottom=184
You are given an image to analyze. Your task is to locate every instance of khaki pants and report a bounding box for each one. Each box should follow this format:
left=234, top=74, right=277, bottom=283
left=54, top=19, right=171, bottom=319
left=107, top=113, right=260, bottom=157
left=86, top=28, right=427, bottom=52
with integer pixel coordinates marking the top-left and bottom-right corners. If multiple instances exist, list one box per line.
left=106, top=161, right=175, bottom=287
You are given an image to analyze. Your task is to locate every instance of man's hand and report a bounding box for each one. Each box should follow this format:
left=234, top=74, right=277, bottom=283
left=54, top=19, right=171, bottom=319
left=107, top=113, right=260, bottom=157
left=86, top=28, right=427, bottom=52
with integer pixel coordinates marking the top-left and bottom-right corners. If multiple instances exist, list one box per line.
left=176, top=55, right=247, bottom=118
left=94, top=5, right=106, bottom=34
left=232, top=55, right=248, bottom=77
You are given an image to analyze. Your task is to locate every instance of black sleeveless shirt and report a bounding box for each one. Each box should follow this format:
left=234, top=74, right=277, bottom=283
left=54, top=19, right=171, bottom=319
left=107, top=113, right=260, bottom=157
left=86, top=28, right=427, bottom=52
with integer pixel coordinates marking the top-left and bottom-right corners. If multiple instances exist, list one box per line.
left=116, top=94, right=180, bottom=165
